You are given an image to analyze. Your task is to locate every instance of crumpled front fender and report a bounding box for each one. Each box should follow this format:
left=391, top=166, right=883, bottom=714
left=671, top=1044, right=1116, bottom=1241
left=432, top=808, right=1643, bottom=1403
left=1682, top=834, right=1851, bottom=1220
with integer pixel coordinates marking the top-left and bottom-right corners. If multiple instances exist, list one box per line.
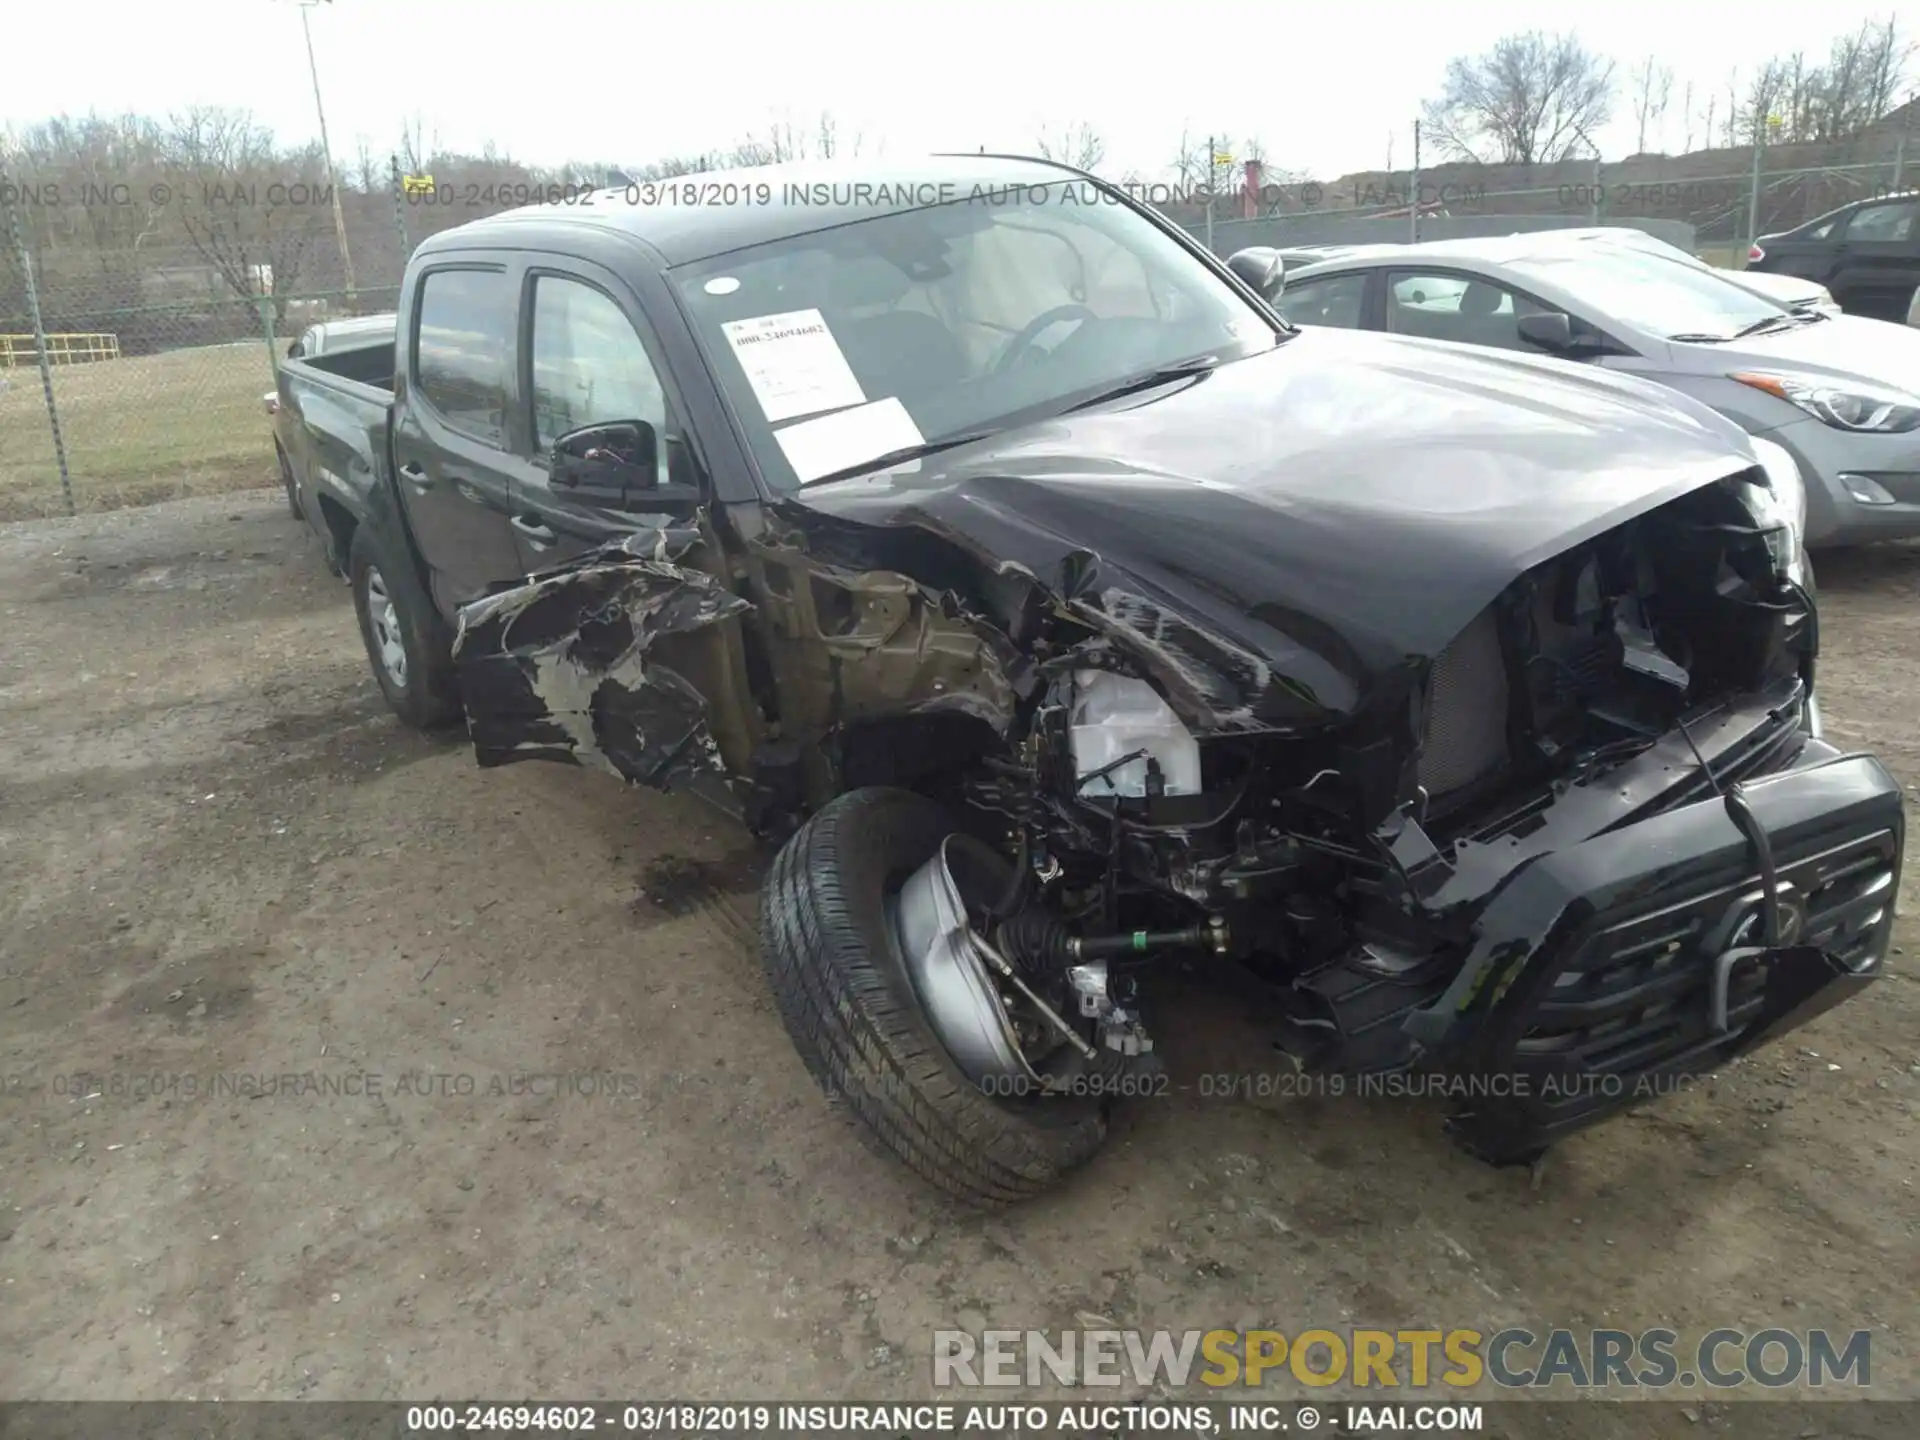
left=451, top=526, right=750, bottom=792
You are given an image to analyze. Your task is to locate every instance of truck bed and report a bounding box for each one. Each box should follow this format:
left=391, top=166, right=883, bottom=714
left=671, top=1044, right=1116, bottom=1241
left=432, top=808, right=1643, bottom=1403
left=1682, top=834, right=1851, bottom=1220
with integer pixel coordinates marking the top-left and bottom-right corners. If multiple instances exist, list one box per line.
left=275, top=342, right=398, bottom=561
left=287, top=340, right=395, bottom=396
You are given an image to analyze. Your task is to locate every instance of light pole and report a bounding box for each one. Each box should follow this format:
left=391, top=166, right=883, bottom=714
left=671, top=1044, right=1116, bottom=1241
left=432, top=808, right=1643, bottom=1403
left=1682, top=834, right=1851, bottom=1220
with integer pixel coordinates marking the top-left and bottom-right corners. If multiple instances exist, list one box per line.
left=293, top=0, right=357, bottom=304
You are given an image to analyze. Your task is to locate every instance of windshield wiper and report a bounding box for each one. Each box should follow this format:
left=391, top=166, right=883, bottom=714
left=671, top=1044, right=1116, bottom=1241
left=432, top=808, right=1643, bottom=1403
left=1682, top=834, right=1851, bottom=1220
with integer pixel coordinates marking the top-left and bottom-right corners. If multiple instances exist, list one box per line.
left=1729, top=314, right=1802, bottom=338
left=796, top=429, right=997, bottom=489
left=1061, top=354, right=1222, bottom=413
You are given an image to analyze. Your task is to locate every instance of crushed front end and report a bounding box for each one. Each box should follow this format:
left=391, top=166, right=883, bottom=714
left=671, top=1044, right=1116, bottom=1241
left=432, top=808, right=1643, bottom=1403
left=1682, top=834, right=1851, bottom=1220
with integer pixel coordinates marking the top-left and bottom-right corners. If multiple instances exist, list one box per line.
left=929, top=465, right=1901, bottom=1162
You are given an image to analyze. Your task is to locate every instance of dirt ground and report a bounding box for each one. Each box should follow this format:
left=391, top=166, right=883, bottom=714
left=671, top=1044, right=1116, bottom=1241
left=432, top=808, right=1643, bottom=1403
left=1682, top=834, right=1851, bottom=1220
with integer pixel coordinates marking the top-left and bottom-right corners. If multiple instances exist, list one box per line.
left=2, top=494, right=1916, bottom=1431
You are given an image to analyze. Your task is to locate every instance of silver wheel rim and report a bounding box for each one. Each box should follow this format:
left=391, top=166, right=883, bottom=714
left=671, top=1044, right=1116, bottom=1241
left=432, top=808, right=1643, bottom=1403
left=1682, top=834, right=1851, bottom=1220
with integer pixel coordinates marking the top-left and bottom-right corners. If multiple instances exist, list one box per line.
left=364, top=566, right=409, bottom=688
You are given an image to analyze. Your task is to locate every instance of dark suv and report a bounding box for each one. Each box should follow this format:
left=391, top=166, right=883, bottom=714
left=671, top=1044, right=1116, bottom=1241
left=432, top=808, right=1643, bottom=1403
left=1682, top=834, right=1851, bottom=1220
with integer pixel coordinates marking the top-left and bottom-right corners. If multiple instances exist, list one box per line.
left=1748, top=193, right=1920, bottom=322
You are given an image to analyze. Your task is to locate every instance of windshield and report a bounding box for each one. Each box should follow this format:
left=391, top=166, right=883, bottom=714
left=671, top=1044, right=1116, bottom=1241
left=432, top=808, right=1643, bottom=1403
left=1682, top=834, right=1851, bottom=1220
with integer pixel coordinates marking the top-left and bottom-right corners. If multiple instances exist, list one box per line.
left=670, top=182, right=1279, bottom=489
left=1507, top=250, right=1788, bottom=341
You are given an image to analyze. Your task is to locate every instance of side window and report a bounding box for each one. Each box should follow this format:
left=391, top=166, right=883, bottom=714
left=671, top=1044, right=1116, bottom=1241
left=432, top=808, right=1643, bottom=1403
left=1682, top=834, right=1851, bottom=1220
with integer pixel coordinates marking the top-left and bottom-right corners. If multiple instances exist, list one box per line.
left=1275, top=274, right=1367, bottom=328
left=414, top=267, right=512, bottom=446
left=1841, top=201, right=1919, bottom=243
left=1386, top=271, right=1551, bottom=351
left=527, top=275, right=670, bottom=483
left=1805, top=217, right=1838, bottom=240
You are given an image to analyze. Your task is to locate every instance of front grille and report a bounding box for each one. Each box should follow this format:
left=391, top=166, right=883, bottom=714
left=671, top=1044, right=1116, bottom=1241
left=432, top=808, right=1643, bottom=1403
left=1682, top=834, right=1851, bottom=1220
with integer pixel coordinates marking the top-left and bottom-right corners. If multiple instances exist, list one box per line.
left=1517, top=827, right=1897, bottom=1080
left=1419, top=608, right=1509, bottom=798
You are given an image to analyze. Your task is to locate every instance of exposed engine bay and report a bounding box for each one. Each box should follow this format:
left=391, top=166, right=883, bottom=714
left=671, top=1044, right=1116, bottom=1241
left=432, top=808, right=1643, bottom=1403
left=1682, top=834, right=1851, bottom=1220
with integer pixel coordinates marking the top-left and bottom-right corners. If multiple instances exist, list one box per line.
left=454, top=453, right=1898, bottom=1169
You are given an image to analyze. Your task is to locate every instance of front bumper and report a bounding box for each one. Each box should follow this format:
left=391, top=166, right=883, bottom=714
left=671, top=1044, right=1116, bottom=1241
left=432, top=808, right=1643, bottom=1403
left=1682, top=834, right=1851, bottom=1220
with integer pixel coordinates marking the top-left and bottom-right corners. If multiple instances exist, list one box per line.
left=1770, top=418, right=1920, bottom=546
left=1412, top=748, right=1902, bottom=1162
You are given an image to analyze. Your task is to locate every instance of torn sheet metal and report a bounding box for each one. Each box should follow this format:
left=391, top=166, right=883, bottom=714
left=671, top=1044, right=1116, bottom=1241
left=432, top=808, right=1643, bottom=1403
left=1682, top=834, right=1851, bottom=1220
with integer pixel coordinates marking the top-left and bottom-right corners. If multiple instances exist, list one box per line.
left=452, top=526, right=750, bottom=792
left=784, top=338, right=1759, bottom=738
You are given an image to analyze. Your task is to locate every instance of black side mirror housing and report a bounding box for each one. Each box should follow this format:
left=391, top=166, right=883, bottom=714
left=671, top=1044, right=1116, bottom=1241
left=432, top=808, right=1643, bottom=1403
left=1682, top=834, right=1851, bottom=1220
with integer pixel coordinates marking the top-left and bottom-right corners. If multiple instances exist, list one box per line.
left=550, top=420, right=658, bottom=502
left=1226, top=246, right=1286, bottom=301
left=1517, top=311, right=1577, bottom=354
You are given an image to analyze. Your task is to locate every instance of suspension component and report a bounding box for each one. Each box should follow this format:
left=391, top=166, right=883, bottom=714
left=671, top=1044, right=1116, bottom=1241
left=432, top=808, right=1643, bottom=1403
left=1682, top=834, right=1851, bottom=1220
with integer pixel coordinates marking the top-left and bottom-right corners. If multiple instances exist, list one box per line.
left=1067, top=915, right=1230, bottom=960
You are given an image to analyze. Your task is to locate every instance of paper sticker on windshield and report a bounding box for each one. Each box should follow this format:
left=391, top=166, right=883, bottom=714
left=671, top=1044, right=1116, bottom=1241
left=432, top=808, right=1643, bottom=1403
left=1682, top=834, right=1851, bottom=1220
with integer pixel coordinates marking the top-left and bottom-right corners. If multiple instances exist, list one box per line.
left=774, top=396, right=923, bottom=484
left=720, top=308, right=866, bottom=423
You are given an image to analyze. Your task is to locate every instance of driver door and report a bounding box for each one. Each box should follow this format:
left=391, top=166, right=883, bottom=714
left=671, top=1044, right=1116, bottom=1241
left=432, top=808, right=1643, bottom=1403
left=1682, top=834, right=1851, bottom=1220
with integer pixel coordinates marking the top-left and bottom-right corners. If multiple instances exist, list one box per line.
left=451, top=260, right=764, bottom=814
left=510, top=267, right=687, bottom=567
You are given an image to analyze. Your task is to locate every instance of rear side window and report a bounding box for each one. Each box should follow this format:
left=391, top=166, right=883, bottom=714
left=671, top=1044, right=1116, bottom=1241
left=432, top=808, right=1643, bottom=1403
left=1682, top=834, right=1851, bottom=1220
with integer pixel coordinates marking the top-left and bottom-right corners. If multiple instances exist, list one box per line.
left=1276, top=273, right=1367, bottom=328
left=1841, top=201, right=1919, bottom=243
left=415, top=268, right=512, bottom=445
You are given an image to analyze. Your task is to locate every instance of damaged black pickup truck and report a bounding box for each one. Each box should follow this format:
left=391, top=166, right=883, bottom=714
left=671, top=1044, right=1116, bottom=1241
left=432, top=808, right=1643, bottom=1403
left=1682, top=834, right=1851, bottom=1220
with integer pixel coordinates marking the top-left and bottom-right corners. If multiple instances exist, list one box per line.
left=330, top=155, right=1901, bottom=1205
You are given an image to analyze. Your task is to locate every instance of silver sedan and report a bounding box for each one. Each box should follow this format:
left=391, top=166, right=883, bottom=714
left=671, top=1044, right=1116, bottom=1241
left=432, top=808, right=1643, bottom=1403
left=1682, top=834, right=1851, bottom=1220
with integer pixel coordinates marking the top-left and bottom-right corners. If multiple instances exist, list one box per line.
left=1279, top=237, right=1920, bottom=546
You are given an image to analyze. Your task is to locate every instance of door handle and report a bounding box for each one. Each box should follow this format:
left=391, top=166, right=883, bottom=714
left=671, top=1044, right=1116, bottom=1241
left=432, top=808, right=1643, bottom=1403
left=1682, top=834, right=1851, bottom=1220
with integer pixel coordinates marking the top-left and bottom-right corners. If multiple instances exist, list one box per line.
left=512, top=514, right=556, bottom=547
left=398, top=462, right=431, bottom=490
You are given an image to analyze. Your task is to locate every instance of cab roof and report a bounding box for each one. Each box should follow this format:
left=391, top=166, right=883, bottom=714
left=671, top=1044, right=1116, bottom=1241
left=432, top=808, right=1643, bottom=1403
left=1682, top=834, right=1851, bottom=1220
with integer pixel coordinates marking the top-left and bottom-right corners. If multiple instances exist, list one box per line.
left=413, top=154, right=1085, bottom=268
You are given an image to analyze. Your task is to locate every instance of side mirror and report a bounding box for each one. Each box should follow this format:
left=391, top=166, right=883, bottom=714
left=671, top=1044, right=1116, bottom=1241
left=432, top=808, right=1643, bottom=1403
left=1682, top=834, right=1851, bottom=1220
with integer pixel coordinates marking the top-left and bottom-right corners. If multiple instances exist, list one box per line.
left=551, top=420, right=658, bottom=502
left=1517, top=311, right=1577, bottom=354
left=1520, top=309, right=1582, bottom=353
left=1226, top=246, right=1286, bottom=301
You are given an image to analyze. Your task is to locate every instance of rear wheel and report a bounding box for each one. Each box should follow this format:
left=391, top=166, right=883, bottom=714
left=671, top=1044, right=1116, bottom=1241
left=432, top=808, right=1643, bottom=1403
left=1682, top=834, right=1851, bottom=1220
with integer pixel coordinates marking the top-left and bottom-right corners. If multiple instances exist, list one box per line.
left=760, top=787, right=1109, bottom=1206
left=349, top=527, right=461, bottom=730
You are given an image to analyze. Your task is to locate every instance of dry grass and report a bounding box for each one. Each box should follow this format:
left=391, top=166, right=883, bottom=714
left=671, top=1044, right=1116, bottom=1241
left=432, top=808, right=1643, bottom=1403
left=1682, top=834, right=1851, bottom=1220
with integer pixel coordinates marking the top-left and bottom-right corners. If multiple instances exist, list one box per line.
left=0, top=342, right=279, bottom=522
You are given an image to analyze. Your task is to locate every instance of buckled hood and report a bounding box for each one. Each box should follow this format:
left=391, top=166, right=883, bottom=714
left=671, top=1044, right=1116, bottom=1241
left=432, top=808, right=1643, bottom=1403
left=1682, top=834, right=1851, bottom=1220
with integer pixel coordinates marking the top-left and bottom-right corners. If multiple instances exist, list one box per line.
left=792, top=328, right=1757, bottom=732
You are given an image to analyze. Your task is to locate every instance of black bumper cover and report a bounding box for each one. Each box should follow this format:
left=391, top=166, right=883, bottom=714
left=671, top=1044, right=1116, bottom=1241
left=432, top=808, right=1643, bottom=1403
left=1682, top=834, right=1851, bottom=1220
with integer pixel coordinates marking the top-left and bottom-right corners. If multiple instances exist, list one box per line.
left=1410, top=750, right=1903, bottom=1162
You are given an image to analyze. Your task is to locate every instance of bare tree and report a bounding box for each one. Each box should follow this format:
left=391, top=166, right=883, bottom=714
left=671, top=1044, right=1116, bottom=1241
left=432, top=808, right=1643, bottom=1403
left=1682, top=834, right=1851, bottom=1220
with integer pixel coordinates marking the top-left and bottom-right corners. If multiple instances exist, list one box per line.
left=1168, top=130, right=1299, bottom=195
left=1630, top=56, right=1673, bottom=153
left=1035, top=122, right=1105, bottom=171
left=1422, top=31, right=1616, bottom=164
left=733, top=112, right=863, bottom=167
left=397, top=113, right=438, bottom=177
left=161, top=106, right=332, bottom=318
left=351, top=137, right=380, bottom=194
left=630, top=154, right=726, bottom=179
left=1679, top=80, right=1696, bottom=151
left=1735, top=20, right=1914, bottom=144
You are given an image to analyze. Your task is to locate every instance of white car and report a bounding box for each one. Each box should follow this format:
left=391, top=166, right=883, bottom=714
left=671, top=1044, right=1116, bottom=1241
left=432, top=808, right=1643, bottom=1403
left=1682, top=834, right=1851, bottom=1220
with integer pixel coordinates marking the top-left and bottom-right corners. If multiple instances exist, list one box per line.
left=1908, top=284, right=1919, bottom=328
left=1520, top=226, right=1840, bottom=315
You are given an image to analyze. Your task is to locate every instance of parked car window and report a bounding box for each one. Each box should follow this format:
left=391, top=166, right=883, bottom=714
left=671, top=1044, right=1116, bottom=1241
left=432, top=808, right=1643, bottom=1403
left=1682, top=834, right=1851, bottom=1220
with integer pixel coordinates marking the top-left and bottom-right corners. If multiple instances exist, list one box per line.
left=527, top=276, right=670, bottom=486
left=1385, top=271, right=1553, bottom=351
left=1505, top=250, right=1782, bottom=341
left=414, top=267, right=512, bottom=446
left=1841, top=200, right=1919, bottom=243
left=1275, top=273, right=1367, bottom=328
left=1805, top=217, right=1839, bottom=240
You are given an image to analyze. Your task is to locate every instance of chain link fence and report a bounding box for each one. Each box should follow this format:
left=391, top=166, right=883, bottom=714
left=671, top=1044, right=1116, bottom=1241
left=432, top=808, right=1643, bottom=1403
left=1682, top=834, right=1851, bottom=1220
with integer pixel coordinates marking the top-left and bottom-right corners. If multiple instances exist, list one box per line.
left=0, top=158, right=415, bottom=522
left=1, top=136, right=1915, bottom=522
left=1175, top=137, right=1915, bottom=262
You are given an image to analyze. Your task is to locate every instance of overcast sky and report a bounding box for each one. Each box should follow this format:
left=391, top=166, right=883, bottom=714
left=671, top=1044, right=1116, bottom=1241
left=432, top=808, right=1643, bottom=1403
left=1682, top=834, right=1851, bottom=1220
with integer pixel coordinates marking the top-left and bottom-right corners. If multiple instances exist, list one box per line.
left=2, top=1, right=1910, bottom=180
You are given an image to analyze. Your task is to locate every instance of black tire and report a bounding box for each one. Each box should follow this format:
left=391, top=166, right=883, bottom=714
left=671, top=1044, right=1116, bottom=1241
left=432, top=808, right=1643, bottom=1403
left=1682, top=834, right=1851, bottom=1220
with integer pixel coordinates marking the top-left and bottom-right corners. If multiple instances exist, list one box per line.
left=760, top=787, right=1108, bottom=1206
left=276, top=443, right=301, bottom=519
left=348, top=526, right=461, bottom=730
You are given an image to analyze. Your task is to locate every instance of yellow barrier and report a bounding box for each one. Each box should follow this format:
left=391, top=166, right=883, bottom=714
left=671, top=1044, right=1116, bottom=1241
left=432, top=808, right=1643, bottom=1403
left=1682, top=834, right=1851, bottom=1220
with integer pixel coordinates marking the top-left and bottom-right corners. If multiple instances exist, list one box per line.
left=0, top=332, right=123, bottom=367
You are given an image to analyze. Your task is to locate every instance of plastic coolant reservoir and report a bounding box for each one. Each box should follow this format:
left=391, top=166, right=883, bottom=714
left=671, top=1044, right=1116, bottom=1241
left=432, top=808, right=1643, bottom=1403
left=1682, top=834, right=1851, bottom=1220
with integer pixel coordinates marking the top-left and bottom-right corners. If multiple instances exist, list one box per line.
left=1069, top=670, right=1202, bottom=798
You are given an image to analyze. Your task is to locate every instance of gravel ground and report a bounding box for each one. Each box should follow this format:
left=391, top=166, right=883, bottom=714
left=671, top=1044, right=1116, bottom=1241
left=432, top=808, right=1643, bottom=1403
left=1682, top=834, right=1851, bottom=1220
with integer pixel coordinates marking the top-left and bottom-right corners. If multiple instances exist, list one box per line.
left=1, top=493, right=1915, bottom=1435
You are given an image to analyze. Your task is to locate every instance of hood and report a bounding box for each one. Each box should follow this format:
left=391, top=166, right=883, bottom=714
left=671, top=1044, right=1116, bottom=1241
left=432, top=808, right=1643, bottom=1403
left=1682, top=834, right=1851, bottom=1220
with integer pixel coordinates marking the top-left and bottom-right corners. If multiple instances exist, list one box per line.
left=1706, top=312, right=1920, bottom=382
left=792, top=329, right=1755, bottom=733
left=1724, top=269, right=1828, bottom=307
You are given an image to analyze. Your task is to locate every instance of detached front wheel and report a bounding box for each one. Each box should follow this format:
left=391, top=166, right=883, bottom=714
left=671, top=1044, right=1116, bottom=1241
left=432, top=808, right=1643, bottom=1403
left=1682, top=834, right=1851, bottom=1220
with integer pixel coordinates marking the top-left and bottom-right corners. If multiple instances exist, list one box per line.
left=760, top=787, right=1109, bottom=1206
